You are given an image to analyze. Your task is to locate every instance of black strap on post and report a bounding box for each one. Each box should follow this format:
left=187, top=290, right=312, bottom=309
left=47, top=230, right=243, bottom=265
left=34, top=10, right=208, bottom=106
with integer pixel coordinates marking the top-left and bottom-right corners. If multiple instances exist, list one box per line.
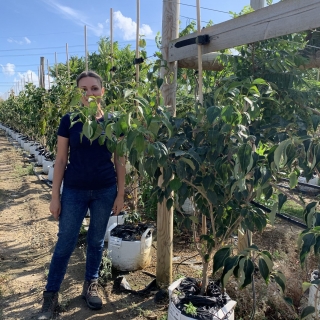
left=133, top=57, right=144, bottom=65
left=175, top=34, right=210, bottom=48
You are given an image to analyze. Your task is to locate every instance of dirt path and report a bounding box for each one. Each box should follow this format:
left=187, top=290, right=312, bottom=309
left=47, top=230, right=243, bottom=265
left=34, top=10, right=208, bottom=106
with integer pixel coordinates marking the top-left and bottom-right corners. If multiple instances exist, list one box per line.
left=0, top=130, right=168, bottom=320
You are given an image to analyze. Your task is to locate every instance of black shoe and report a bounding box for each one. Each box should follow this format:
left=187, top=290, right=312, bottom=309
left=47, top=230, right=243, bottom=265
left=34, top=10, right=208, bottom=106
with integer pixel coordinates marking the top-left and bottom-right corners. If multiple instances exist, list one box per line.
left=38, top=291, right=58, bottom=319
left=81, top=279, right=102, bottom=310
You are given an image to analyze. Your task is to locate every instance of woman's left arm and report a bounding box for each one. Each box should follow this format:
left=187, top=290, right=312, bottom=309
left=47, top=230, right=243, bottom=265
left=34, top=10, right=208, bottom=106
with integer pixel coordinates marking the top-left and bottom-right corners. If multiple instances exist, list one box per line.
left=113, top=151, right=126, bottom=215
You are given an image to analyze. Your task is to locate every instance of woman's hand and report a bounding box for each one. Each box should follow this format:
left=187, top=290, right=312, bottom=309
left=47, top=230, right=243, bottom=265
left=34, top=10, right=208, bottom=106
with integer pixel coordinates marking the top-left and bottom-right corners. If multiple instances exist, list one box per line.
left=112, top=194, right=124, bottom=215
left=49, top=197, right=61, bottom=221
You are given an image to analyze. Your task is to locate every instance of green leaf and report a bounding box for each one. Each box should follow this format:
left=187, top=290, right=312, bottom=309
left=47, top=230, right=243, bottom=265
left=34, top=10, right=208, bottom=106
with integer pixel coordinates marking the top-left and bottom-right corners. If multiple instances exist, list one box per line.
left=238, top=144, right=252, bottom=174
left=269, top=202, right=277, bottom=225
left=207, top=190, right=218, bottom=206
left=166, top=198, right=174, bottom=210
left=258, top=257, right=270, bottom=283
left=302, top=282, right=312, bottom=292
left=278, top=194, right=287, bottom=211
left=273, top=271, right=286, bottom=293
left=300, top=233, right=316, bottom=267
left=180, top=157, right=196, bottom=170
left=213, top=247, right=231, bottom=275
left=239, top=258, right=254, bottom=289
left=301, top=306, right=315, bottom=319
left=206, top=106, right=221, bottom=123
left=169, top=178, right=182, bottom=191
left=289, top=171, right=298, bottom=189
left=252, top=78, right=267, bottom=85
left=274, top=139, right=291, bottom=169
left=156, top=78, right=164, bottom=89
left=260, top=252, right=273, bottom=272
left=135, top=133, right=145, bottom=153
left=221, top=256, right=240, bottom=288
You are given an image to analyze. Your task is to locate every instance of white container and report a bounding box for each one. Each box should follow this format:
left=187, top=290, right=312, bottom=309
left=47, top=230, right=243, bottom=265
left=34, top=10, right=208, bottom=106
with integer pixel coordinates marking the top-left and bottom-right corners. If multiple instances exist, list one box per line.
left=108, top=226, right=153, bottom=271
left=308, top=270, right=320, bottom=319
left=42, top=159, right=53, bottom=174
left=104, top=212, right=127, bottom=242
left=168, top=278, right=236, bottom=320
left=48, top=165, right=54, bottom=181
left=23, top=142, right=32, bottom=152
left=29, top=144, right=39, bottom=155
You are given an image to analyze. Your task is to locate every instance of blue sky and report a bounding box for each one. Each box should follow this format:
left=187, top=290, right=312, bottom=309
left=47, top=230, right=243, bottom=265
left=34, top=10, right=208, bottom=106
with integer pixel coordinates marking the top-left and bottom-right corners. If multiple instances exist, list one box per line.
left=0, top=0, right=279, bottom=99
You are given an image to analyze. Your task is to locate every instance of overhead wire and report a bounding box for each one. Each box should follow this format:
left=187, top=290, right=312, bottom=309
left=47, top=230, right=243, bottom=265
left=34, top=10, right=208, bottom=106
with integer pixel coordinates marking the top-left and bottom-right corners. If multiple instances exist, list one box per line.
left=162, top=0, right=230, bottom=14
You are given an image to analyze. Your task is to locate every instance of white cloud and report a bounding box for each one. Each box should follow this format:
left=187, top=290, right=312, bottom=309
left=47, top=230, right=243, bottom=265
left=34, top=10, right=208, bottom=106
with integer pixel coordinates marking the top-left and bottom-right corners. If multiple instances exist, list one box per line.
left=7, top=37, right=31, bottom=45
left=1, top=63, right=15, bottom=76
left=42, top=0, right=105, bottom=36
left=113, top=11, right=153, bottom=41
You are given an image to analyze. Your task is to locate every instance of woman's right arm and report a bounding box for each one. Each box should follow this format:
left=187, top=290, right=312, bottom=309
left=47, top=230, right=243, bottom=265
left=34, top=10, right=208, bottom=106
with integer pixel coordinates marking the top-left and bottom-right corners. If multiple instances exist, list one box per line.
left=49, top=136, right=69, bottom=220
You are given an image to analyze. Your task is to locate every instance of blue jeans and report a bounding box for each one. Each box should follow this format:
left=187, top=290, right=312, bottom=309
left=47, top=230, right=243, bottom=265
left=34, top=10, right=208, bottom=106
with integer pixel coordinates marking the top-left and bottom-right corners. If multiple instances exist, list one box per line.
left=45, top=184, right=117, bottom=292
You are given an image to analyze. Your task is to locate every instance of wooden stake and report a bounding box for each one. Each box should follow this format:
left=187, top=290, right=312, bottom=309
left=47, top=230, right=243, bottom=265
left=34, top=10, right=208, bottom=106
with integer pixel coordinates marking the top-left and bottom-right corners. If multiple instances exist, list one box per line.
left=47, top=59, right=51, bottom=90
left=156, top=0, right=179, bottom=287
left=55, top=52, right=58, bottom=78
left=40, top=57, right=45, bottom=88
left=66, top=43, right=70, bottom=81
left=196, top=0, right=207, bottom=237
left=110, top=8, right=114, bottom=68
left=85, top=25, right=88, bottom=72
left=132, top=0, right=140, bottom=212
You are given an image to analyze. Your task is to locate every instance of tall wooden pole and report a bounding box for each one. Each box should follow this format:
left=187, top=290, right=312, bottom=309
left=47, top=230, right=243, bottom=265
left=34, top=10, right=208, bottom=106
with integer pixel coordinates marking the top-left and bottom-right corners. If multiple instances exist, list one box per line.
left=55, top=52, right=58, bottom=78
left=157, top=0, right=179, bottom=287
left=132, top=0, right=140, bottom=212
left=66, top=43, right=70, bottom=81
left=47, top=59, right=51, bottom=90
left=85, top=25, right=88, bottom=72
left=196, top=0, right=207, bottom=236
left=110, top=8, right=114, bottom=113
left=110, top=8, right=114, bottom=69
left=40, top=57, right=45, bottom=88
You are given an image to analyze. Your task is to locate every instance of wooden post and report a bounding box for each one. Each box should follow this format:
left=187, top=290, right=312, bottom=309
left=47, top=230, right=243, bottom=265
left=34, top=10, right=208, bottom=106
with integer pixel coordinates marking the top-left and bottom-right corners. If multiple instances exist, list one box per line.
left=66, top=43, right=70, bottom=81
left=110, top=8, right=114, bottom=113
left=55, top=52, right=58, bottom=78
left=40, top=57, right=45, bottom=88
left=156, top=0, right=179, bottom=287
left=250, top=0, right=266, bottom=10
left=110, top=8, right=114, bottom=69
left=196, top=0, right=207, bottom=237
left=132, top=0, right=140, bottom=212
left=85, top=25, right=88, bottom=72
left=47, top=59, right=51, bottom=90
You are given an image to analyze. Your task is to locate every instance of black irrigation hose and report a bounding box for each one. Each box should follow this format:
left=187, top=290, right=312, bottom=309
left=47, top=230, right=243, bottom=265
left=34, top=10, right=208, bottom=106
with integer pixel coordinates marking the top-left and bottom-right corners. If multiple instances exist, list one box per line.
left=251, top=200, right=307, bottom=229
left=280, top=178, right=320, bottom=191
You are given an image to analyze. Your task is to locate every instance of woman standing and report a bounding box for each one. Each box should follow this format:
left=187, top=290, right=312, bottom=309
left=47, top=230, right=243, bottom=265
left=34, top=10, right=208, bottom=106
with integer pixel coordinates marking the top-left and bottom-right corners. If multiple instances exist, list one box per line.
left=38, top=71, right=125, bottom=319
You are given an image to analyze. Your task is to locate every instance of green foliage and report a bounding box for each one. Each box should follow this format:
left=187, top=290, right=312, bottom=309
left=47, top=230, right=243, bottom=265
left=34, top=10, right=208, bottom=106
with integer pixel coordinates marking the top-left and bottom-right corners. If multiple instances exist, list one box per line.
left=184, top=302, right=197, bottom=316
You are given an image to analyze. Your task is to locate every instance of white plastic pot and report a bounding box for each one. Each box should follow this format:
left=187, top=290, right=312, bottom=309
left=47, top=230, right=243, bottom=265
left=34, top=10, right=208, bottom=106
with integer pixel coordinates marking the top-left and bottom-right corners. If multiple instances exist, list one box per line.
left=104, top=212, right=127, bottom=242
left=42, top=159, right=53, bottom=174
left=23, top=142, right=32, bottom=152
left=308, top=270, right=320, bottom=319
left=48, top=165, right=54, bottom=182
left=29, top=144, right=39, bottom=155
left=168, top=277, right=236, bottom=320
left=108, top=226, right=153, bottom=271
left=37, top=153, right=43, bottom=165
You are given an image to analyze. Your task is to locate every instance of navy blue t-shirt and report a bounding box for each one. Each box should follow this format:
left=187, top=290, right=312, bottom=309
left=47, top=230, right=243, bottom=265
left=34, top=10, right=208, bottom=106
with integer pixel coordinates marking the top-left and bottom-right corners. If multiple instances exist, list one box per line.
left=57, top=113, right=117, bottom=190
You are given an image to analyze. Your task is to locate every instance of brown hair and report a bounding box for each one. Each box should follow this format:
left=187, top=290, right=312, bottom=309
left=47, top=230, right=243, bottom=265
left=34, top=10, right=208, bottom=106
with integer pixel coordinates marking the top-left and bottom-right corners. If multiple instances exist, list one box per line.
left=76, top=70, right=103, bottom=88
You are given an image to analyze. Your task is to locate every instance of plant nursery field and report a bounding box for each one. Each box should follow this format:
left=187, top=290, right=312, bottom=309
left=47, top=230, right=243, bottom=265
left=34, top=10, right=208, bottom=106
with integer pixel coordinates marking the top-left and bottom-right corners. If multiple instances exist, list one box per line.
left=0, top=129, right=318, bottom=320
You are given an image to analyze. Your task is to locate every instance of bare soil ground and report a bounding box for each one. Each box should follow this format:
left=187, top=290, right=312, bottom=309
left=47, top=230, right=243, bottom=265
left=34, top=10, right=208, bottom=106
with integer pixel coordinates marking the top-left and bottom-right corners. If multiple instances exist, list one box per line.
left=0, top=129, right=317, bottom=320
